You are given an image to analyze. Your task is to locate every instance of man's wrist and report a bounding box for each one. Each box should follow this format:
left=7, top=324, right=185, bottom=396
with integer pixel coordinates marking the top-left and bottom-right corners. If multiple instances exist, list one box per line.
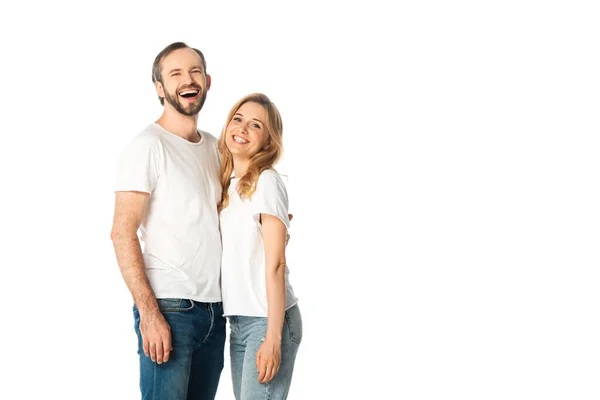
left=136, top=297, right=160, bottom=317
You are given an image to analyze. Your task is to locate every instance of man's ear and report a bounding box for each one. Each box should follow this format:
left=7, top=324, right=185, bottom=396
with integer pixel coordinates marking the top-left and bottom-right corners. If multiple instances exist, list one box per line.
left=155, top=81, right=165, bottom=100
left=205, top=74, right=212, bottom=91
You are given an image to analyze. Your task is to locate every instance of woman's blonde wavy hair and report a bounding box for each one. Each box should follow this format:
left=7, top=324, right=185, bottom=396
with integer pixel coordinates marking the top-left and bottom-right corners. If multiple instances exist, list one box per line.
left=217, top=93, right=283, bottom=212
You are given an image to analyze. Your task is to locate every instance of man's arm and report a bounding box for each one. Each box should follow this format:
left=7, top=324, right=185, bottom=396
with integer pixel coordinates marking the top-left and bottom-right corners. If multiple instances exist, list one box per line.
left=110, top=191, right=171, bottom=364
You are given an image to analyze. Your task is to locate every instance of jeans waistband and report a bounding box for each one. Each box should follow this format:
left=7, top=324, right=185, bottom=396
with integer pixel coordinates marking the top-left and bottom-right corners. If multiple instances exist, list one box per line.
left=192, top=300, right=223, bottom=310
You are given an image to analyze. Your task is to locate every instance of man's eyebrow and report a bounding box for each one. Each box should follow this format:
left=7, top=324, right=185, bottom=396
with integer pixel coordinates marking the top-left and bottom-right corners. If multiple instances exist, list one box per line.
left=167, top=65, right=203, bottom=75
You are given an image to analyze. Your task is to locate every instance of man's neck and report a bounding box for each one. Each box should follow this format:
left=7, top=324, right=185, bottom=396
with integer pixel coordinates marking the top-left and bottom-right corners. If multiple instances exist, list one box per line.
left=156, top=110, right=200, bottom=143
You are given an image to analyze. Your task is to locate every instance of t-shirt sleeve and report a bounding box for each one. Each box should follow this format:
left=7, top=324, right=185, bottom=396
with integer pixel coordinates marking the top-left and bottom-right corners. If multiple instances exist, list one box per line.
left=253, top=171, right=290, bottom=230
left=115, top=135, right=160, bottom=193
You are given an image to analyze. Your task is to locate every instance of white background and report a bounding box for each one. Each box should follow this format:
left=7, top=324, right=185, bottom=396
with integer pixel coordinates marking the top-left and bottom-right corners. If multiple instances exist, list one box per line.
left=1, top=1, right=599, bottom=399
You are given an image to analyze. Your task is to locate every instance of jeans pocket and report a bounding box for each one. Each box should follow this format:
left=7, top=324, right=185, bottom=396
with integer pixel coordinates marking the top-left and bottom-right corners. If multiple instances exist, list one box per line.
left=157, top=298, right=195, bottom=313
left=284, top=306, right=303, bottom=345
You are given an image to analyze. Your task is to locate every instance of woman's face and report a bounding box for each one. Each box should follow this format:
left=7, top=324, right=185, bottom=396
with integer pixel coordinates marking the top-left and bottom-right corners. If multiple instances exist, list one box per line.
left=225, top=102, right=270, bottom=159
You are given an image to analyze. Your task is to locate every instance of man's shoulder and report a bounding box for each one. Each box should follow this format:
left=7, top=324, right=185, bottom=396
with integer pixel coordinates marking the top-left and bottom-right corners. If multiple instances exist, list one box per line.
left=126, top=124, right=165, bottom=149
left=138, top=123, right=166, bottom=141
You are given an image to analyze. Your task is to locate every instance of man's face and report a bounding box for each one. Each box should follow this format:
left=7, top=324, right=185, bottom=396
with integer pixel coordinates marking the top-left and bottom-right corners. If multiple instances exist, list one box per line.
left=157, top=48, right=211, bottom=116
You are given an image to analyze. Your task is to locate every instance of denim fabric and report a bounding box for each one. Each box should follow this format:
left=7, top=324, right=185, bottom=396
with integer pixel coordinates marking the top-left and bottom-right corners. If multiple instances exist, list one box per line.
left=133, top=299, right=226, bottom=400
left=229, top=305, right=302, bottom=400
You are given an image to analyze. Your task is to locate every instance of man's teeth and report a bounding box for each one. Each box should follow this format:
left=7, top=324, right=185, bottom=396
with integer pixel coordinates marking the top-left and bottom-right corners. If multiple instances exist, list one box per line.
left=233, top=136, right=248, bottom=144
left=180, top=90, right=199, bottom=95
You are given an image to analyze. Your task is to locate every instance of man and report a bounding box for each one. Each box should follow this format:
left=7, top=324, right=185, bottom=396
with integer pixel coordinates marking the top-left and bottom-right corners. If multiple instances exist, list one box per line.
left=111, top=42, right=224, bottom=400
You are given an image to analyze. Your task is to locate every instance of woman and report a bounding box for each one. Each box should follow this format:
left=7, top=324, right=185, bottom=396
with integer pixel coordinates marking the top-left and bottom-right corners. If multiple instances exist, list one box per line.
left=217, top=93, right=302, bottom=400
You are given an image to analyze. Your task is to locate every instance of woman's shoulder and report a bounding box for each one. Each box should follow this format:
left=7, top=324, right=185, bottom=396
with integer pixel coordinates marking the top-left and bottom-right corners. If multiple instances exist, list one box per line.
left=258, top=168, right=280, bottom=180
left=254, top=169, right=289, bottom=210
left=257, top=169, right=286, bottom=188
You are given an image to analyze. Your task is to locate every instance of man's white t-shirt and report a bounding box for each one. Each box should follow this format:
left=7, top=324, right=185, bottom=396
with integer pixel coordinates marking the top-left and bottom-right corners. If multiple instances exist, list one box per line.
left=220, top=169, right=298, bottom=317
left=115, top=123, right=222, bottom=302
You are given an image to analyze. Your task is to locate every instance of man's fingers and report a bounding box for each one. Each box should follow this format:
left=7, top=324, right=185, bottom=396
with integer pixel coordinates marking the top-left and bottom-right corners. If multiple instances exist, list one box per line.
left=163, top=348, right=171, bottom=363
left=156, top=341, right=164, bottom=364
left=149, top=343, right=157, bottom=362
left=162, top=336, right=172, bottom=363
left=143, top=338, right=150, bottom=357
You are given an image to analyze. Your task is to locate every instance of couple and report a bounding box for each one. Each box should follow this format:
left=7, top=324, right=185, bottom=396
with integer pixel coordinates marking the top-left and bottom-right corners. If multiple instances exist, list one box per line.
left=110, top=42, right=302, bottom=400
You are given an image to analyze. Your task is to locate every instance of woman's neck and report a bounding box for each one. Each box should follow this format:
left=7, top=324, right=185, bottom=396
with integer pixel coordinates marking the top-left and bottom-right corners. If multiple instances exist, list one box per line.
left=233, top=156, right=249, bottom=178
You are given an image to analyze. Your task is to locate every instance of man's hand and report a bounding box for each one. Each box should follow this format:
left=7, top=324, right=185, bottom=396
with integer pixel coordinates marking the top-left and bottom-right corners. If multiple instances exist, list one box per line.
left=140, top=310, right=172, bottom=364
left=256, top=338, right=281, bottom=383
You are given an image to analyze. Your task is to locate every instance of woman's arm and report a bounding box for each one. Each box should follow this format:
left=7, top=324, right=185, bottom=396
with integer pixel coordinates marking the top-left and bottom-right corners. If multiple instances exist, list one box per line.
left=256, top=213, right=288, bottom=383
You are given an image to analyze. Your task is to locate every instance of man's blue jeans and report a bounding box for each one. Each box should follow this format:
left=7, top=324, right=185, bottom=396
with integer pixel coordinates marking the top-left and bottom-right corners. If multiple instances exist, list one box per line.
left=133, top=299, right=226, bottom=400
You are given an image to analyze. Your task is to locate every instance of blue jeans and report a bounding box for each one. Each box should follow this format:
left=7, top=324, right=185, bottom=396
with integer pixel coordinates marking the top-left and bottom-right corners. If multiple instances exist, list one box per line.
left=133, top=299, right=226, bottom=400
left=229, top=305, right=302, bottom=400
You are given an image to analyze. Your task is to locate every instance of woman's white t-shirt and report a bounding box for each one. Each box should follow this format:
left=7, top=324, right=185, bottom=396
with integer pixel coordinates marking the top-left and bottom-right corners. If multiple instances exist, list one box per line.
left=220, top=169, right=298, bottom=317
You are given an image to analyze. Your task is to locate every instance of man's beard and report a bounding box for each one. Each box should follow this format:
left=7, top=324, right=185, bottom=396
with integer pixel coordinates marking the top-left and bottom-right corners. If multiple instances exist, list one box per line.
left=164, top=87, right=207, bottom=117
